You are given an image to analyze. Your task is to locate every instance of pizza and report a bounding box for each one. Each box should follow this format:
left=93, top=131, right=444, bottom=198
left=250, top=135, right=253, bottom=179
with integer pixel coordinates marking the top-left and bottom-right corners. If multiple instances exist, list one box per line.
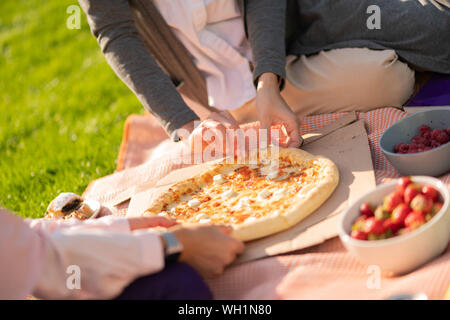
left=143, top=148, right=339, bottom=241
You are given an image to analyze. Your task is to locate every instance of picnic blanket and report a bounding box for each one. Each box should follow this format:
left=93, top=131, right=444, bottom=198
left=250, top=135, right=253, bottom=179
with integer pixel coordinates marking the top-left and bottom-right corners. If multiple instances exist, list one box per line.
left=84, top=107, right=450, bottom=300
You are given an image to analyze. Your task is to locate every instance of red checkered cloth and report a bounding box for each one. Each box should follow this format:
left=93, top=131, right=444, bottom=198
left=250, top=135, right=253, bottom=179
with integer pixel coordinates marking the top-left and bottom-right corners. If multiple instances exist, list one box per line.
left=84, top=107, right=450, bottom=299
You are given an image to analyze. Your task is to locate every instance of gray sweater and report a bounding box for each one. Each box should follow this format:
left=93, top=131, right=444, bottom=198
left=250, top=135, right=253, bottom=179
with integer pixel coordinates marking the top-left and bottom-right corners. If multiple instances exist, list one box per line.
left=79, top=0, right=450, bottom=139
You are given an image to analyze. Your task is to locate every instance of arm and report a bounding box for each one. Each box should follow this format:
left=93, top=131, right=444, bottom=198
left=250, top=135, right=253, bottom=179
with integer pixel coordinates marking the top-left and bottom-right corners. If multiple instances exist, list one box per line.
left=78, top=0, right=199, bottom=139
left=24, top=215, right=131, bottom=234
left=0, top=209, right=165, bottom=299
left=245, top=0, right=287, bottom=86
left=245, top=0, right=301, bottom=148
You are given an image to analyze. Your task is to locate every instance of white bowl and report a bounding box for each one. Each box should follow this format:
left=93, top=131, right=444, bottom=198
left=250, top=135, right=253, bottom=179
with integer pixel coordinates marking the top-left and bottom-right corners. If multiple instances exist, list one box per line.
left=339, top=176, right=450, bottom=275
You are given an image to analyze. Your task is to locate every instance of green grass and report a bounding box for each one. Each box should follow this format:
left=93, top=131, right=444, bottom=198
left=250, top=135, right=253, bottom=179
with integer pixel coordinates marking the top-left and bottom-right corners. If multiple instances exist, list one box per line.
left=0, top=0, right=144, bottom=218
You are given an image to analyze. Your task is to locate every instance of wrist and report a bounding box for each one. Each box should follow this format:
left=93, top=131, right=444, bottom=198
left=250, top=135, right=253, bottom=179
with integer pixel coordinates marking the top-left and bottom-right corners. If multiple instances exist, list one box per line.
left=172, top=229, right=190, bottom=262
left=174, top=120, right=196, bottom=142
left=257, top=73, right=281, bottom=93
left=160, top=231, right=183, bottom=264
left=180, top=120, right=196, bottom=133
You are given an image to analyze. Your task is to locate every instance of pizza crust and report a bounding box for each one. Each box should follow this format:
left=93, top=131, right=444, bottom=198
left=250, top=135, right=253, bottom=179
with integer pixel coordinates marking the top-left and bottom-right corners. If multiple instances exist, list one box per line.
left=143, top=147, right=339, bottom=242
left=230, top=149, right=339, bottom=241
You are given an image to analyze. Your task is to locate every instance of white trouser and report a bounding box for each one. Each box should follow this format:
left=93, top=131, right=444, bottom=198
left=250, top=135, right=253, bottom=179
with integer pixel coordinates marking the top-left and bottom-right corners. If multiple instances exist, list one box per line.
left=230, top=48, right=415, bottom=122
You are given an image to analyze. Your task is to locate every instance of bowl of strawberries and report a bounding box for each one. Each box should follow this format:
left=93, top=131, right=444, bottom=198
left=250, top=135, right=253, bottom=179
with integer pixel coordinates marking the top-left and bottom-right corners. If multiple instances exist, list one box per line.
left=339, top=176, right=449, bottom=275
left=379, top=109, right=450, bottom=177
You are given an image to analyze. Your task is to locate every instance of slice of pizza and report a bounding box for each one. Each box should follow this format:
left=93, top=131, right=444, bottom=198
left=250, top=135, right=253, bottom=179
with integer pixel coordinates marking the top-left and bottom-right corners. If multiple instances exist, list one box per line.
left=143, top=147, right=339, bottom=241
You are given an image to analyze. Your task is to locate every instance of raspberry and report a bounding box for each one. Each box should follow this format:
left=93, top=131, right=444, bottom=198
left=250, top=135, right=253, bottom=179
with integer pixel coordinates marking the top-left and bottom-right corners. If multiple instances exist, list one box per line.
left=431, top=129, right=440, bottom=140
left=436, top=132, right=449, bottom=144
left=412, top=135, right=421, bottom=143
left=431, top=140, right=441, bottom=148
left=422, top=131, right=431, bottom=140
left=419, top=125, right=431, bottom=136
left=398, top=144, right=409, bottom=153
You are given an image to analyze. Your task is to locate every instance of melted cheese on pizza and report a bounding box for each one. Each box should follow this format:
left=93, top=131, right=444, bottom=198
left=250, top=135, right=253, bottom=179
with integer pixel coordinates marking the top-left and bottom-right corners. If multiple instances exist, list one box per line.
left=151, top=156, right=323, bottom=226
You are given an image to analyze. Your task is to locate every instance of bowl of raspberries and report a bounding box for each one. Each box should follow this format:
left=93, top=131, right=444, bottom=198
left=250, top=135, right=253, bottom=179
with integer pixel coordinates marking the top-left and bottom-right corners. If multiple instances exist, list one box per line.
left=339, top=176, right=449, bottom=275
left=379, top=109, right=450, bottom=176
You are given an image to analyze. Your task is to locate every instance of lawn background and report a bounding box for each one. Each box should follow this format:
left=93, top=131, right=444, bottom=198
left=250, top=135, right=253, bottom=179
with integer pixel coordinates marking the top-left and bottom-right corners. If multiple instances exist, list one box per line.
left=0, top=0, right=144, bottom=218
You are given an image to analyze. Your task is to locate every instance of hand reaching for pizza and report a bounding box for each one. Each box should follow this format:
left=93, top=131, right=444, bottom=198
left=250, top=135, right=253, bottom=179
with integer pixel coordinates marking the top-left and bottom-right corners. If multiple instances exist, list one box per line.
left=128, top=216, right=178, bottom=231
left=172, top=225, right=245, bottom=278
left=177, top=110, right=244, bottom=161
left=256, top=73, right=302, bottom=148
left=128, top=216, right=243, bottom=277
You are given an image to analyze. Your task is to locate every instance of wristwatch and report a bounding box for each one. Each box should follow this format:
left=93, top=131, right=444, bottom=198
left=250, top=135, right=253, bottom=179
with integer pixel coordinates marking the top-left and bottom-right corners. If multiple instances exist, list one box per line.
left=161, top=231, right=183, bottom=264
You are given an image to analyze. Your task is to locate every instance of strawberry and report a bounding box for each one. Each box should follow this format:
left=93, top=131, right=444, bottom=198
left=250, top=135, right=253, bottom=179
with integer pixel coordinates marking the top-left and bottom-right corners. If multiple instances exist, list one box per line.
left=397, top=177, right=412, bottom=193
left=431, top=202, right=443, bottom=215
left=383, top=218, right=401, bottom=233
left=421, top=185, right=439, bottom=201
left=351, top=230, right=368, bottom=240
left=351, top=216, right=366, bottom=231
left=405, top=211, right=426, bottom=230
left=359, top=202, right=374, bottom=217
left=391, top=203, right=412, bottom=226
left=404, top=184, right=420, bottom=205
left=410, top=194, right=433, bottom=213
left=383, top=191, right=403, bottom=212
left=375, top=206, right=390, bottom=220
left=364, top=217, right=386, bottom=235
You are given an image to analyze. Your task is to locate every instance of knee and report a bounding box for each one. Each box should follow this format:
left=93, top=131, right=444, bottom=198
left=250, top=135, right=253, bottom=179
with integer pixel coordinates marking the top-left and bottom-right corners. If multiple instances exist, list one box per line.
left=327, top=48, right=415, bottom=108
left=116, top=263, right=213, bottom=300
left=164, top=263, right=213, bottom=300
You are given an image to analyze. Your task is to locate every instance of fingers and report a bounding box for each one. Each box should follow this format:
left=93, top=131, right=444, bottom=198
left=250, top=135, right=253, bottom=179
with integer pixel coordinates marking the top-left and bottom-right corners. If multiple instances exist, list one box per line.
left=216, top=225, right=233, bottom=235
left=285, top=118, right=302, bottom=148
left=221, top=111, right=240, bottom=128
left=216, top=225, right=245, bottom=254
left=128, top=216, right=177, bottom=231
left=208, top=111, right=239, bottom=129
left=271, top=111, right=301, bottom=148
left=259, top=118, right=272, bottom=148
left=147, top=217, right=178, bottom=228
left=233, top=239, right=245, bottom=254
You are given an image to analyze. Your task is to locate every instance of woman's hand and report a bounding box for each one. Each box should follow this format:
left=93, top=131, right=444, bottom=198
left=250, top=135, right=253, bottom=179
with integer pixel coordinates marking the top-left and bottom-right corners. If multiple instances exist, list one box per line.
left=128, top=216, right=243, bottom=277
left=128, top=216, right=177, bottom=231
left=177, top=110, right=242, bottom=161
left=172, top=225, right=244, bottom=278
left=256, top=73, right=302, bottom=148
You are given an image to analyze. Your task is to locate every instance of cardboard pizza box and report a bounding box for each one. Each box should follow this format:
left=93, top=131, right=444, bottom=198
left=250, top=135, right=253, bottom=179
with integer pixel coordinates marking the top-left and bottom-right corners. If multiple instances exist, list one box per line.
left=127, top=116, right=376, bottom=264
